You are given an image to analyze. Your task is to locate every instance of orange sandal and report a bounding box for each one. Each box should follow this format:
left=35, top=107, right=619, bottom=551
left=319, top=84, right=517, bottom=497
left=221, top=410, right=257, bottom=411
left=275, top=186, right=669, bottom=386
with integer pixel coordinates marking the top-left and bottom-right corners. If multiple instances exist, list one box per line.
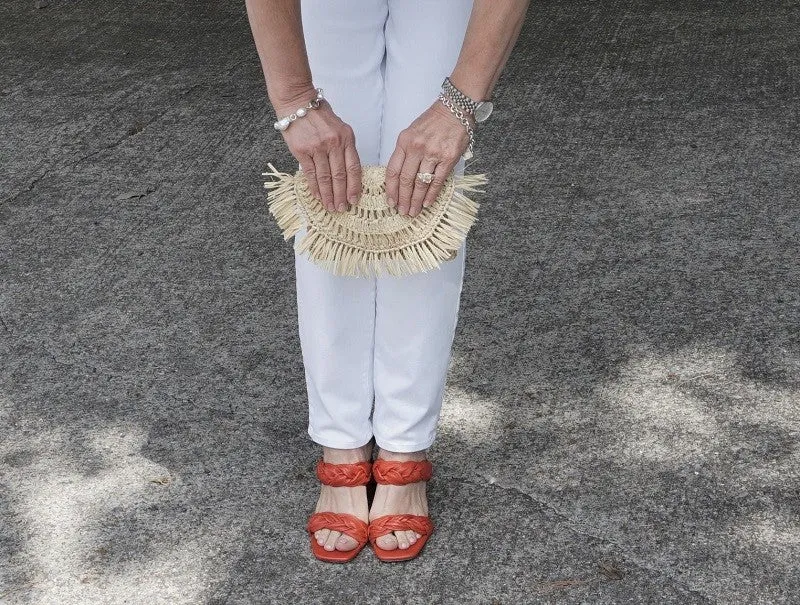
left=368, top=459, right=434, bottom=562
left=306, top=460, right=372, bottom=563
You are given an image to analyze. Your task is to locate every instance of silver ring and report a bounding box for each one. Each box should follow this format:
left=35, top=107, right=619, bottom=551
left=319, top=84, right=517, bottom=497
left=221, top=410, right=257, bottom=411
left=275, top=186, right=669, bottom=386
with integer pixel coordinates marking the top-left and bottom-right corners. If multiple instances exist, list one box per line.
left=416, top=172, right=434, bottom=184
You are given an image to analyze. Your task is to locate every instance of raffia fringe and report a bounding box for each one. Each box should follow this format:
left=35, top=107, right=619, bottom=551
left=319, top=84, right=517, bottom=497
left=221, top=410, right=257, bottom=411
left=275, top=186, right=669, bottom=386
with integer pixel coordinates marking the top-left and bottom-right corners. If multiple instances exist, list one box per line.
left=262, top=162, right=488, bottom=278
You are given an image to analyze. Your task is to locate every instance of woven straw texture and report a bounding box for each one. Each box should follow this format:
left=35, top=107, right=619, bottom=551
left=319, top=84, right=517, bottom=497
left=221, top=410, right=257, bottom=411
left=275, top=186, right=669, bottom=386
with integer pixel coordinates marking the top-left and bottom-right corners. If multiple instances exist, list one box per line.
left=262, top=163, right=488, bottom=278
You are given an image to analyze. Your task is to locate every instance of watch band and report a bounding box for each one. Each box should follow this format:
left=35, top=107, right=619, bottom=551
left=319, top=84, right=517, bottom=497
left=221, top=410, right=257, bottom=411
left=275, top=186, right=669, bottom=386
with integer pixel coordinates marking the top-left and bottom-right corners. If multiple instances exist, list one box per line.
left=441, top=76, right=478, bottom=115
left=441, top=76, right=494, bottom=123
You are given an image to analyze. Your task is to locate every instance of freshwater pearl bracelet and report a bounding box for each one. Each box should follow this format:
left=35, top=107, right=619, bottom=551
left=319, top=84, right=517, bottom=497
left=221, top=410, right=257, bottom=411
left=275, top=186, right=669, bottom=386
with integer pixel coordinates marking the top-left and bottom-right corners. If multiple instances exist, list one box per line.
left=273, top=87, right=325, bottom=131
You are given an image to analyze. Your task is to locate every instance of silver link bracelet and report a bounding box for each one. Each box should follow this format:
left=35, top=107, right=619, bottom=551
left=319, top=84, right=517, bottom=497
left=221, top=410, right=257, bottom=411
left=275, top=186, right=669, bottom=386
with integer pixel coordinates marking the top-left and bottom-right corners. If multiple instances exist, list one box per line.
left=437, top=92, right=475, bottom=160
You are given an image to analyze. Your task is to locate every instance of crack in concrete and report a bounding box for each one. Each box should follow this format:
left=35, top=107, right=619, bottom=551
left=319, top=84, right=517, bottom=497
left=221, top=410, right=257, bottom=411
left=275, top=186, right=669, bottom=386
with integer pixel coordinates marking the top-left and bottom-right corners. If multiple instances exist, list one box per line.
left=445, top=472, right=713, bottom=602
left=3, top=106, right=174, bottom=209
left=1, top=170, right=51, bottom=207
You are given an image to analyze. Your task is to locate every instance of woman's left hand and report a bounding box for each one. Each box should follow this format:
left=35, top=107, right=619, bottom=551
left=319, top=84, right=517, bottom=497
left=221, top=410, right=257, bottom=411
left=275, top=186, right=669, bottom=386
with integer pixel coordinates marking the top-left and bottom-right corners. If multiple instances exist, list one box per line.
left=385, top=99, right=473, bottom=217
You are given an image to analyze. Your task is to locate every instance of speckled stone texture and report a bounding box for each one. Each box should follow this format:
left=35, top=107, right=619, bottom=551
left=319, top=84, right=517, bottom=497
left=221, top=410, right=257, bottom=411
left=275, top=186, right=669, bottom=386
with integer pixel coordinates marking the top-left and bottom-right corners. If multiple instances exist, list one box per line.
left=1, top=0, right=798, bottom=603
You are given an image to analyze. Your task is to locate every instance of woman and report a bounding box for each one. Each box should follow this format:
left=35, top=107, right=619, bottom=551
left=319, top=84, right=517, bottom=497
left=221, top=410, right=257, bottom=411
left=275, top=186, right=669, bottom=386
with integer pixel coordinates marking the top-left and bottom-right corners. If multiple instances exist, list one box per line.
left=246, top=0, right=529, bottom=562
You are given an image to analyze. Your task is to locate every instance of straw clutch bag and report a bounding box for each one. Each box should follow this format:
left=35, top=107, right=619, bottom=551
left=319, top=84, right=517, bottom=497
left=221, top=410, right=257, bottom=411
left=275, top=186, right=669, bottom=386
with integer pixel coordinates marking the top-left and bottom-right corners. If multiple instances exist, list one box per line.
left=262, top=162, right=488, bottom=278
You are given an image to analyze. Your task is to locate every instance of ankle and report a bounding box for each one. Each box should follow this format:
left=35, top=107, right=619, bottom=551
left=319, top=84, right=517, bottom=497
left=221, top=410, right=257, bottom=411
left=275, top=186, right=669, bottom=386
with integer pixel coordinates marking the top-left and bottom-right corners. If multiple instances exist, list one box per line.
left=376, top=447, right=427, bottom=462
left=322, top=441, right=373, bottom=464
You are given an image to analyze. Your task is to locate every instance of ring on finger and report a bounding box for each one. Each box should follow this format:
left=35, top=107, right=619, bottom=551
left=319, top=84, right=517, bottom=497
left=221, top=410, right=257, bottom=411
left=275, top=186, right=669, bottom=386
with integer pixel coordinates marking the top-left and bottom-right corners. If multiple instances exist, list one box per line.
left=416, top=171, right=434, bottom=184
left=410, top=163, right=437, bottom=217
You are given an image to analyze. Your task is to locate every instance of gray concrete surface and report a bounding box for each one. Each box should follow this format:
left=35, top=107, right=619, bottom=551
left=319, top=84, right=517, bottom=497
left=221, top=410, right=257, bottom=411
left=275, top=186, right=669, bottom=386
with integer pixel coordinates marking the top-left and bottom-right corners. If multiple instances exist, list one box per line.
left=1, top=0, right=799, bottom=603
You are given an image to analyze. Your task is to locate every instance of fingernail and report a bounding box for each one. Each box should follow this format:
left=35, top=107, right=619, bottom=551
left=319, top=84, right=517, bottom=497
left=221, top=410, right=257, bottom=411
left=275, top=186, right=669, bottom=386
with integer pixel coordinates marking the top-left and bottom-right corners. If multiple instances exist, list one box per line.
left=348, top=196, right=358, bottom=205
left=387, top=197, right=395, bottom=207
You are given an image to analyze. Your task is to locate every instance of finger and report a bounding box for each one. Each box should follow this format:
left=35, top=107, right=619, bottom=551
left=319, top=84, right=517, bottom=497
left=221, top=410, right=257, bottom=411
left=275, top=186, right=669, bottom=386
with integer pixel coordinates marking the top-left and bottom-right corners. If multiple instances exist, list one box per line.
left=344, top=143, right=363, bottom=207
left=328, top=148, right=348, bottom=212
left=421, top=158, right=456, bottom=210
left=298, top=156, right=321, bottom=203
left=409, top=159, right=438, bottom=217
left=313, top=151, right=335, bottom=212
left=397, top=154, right=421, bottom=216
left=385, top=146, right=406, bottom=209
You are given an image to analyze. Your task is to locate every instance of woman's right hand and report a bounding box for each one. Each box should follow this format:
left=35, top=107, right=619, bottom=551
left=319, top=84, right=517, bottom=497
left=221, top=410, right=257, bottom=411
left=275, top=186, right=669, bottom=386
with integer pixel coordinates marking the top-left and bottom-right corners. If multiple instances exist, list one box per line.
left=272, top=87, right=362, bottom=213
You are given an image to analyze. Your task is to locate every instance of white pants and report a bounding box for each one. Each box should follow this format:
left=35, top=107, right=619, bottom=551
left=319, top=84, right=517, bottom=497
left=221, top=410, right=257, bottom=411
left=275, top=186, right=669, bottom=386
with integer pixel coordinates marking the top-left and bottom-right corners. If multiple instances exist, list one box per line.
left=296, top=0, right=474, bottom=452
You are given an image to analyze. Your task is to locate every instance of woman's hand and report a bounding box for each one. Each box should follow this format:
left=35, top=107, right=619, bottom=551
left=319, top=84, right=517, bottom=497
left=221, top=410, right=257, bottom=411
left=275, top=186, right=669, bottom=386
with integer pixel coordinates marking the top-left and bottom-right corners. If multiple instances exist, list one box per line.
left=274, top=87, right=362, bottom=213
left=385, top=99, right=473, bottom=217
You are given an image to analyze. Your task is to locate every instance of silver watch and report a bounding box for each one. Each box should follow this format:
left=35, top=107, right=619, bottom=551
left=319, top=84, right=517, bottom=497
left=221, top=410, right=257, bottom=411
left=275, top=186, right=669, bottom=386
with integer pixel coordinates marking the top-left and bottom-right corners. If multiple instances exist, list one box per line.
left=441, top=76, right=494, bottom=122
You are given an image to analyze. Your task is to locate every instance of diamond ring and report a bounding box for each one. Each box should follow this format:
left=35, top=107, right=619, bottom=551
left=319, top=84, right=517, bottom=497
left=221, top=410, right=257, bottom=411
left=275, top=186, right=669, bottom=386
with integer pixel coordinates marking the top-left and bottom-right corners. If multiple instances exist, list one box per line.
left=416, top=172, right=434, bottom=184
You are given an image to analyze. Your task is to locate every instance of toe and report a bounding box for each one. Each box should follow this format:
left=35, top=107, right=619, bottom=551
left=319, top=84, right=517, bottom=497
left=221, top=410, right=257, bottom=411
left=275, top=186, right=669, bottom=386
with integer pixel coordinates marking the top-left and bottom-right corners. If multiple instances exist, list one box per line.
left=396, top=531, right=409, bottom=550
left=324, top=530, right=341, bottom=552
left=335, top=533, right=358, bottom=551
left=376, top=533, right=398, bottom=550
left=406, top=530, right=417, bottom=544
left=314, top=529, right=330, bottom=546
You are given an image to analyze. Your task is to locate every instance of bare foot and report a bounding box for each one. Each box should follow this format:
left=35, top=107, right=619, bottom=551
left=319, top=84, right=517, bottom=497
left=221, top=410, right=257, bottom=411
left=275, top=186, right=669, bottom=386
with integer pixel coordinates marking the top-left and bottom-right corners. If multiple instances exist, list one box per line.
left=368, top=448, right=428, bottom=551
left=312, top=442, right=372, bottom=552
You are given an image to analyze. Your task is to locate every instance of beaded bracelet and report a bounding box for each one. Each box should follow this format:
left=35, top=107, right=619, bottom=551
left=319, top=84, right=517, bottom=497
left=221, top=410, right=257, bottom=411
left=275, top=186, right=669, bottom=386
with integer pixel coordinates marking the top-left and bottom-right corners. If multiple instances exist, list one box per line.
left=273, top=87, right=325, bottom=132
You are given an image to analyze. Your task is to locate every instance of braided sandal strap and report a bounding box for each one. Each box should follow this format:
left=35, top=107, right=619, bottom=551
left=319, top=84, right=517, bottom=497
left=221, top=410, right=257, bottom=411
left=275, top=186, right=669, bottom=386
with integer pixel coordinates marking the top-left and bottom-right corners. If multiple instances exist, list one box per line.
left=372, top=459, right=432, bottom=485
left=368, top=514, right=434, bottom=541
left=315, top=460, right=372, bottom=487
left=307, top=512, right=369, bottom=544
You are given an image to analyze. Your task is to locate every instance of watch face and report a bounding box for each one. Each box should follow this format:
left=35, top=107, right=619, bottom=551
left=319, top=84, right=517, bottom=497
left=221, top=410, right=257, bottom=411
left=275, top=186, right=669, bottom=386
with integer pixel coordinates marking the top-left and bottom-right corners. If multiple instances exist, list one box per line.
left=475, top=101, right=493, bottom=122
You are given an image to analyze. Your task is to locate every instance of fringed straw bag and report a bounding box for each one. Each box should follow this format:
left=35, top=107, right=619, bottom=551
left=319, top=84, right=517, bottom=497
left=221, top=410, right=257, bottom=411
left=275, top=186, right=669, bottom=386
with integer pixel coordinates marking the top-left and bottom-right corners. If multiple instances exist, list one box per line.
left=262, top=163, right=488, bottom=278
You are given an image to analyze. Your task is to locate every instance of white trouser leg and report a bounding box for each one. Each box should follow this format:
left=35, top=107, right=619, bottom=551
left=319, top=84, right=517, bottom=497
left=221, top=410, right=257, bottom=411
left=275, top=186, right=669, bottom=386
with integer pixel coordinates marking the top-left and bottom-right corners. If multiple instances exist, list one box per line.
left=372, top=0, right=474, bottom=453
left=296, top=0, right=388, bottom=449
left=296, top=0, right=474, bottom=451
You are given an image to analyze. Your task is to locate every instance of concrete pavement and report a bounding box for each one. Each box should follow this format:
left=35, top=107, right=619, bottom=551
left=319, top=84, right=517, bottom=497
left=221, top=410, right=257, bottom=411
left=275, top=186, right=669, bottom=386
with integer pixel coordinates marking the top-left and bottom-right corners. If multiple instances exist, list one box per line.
left=1, top=0, right=798, bottom=603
